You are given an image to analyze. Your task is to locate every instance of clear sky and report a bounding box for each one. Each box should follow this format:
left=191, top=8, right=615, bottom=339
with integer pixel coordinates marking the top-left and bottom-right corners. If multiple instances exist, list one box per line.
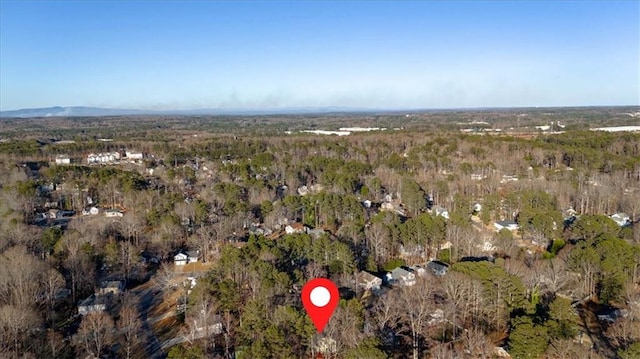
left=1, top=1, right=638, bottom=111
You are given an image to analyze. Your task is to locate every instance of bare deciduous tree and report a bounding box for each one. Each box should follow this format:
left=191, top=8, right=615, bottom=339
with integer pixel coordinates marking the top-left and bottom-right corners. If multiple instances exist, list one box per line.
left=42, top=267, right=65, bottom=324
left=117, top=305, right=142, bottom=359
left=365, top=221, right=390, bottom=266
left=0, top=245, right=46, bottom=306
left=74, top=312, right=115, bottom=358
left=375, top=279, right=436, bottom=359
left=0, top=304, right=41, bottom=356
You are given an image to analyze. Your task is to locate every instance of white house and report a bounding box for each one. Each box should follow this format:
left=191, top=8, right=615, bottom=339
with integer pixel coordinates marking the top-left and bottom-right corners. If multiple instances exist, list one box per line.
left=174, top=250, right=200, bottom=266
left=105, top=209, right=124, bottom=218
left=190, top=314, right=223, bottom=337
left=494, top=220, right=519, bottom=232
left=125, top=151, right=144, bottom=160
left=386, top=267, right=416, bottom=287
left=285, top=222, right=306, bottom=234
left=78, top=294, right=110, bottom=315
left=82, top=207, right=100, bottom=216
left=55, top=155, right=70, bottom=165
left=174, top=252, right=188, bottom=266
left=610, top=213, right=632, bottom=227
left=433, top=207, right=449, bottom=220
left=87, top=152, right=121, bottom=164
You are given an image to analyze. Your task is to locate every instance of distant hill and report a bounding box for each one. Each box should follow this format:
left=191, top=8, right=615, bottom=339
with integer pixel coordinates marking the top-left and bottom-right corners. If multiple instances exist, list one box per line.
left=0, top=106, right=148, bottom=118
left=0, top=106, right=379, bottom=118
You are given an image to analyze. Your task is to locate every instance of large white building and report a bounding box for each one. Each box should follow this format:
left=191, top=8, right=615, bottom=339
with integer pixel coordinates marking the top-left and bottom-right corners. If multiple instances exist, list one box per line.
left=125, top=151, right=144, bottom=160
left=87, top=152, right=121, bottom=164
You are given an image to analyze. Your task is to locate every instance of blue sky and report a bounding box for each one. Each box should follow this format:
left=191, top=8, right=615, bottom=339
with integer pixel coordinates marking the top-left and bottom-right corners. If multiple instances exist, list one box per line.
left=1, top=1, right=638, bottom=111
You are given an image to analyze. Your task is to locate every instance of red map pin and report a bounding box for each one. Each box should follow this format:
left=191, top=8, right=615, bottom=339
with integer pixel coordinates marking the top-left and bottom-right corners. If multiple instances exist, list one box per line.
left=301, top=278, right=339, bottom=333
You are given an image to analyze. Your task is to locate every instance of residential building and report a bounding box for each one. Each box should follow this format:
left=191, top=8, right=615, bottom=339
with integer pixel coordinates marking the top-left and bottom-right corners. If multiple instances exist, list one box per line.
left=78, top=294, right=111, bottom=315
left=97, top=280, right=125, bottom=296
left=174, top=250, right=200, bottom=266
left=87, top=152, right=121, bottom=164
left=494, top=220, right=519, bottom=232
left=105, top=209, right=124, bottom=217
left=82, top=206, right=100, bottom=216
left=385, top=267, right=416, bottom=287
left=355, top=271, right=383, bottom=293
left=125, top=151, right=144, bottom=160
left=55, top=154, right=71, bottom=165
left=610, top=213, right=632, bottom=227
left=426, top=261, right=449, bottom=277
left=285, top=222, right=306, bottom=234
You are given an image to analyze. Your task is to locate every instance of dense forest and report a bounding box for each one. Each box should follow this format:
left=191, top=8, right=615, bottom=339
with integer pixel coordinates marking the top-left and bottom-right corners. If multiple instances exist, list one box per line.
left=0, top=107, right=639, bottom=358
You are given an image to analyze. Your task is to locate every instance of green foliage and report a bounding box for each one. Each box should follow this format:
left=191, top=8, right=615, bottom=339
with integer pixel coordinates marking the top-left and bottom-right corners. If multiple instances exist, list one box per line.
left=545, top=296, right=579, bottom=339
left=497, top=228, right=513, bottom=241
left=0, top=139, right=41, bottom=156
left=214, top=182, right=248, bottom=215
left=508, top=316, right=550, bottom=358
left=437, top=248, right=451, bottom=264
left=452, top=261, right=531, bottom=313
left=571, top=214, right=620, bottom=242
left=166, top=344, right=205, bottom=359
left=548, top=239, right=566, bottom=255
left=400, top=177, right=426, bottom=215
left=15, top=180, right=39, bottom=197
left=41, top=227, right=63, bottom=255
left=344, top=338, right=388, bottom=359
left=382, top=258, right=406, bottom=272
left=568, top=235, right=639, bottom=304
left=618, top=342, right=640, bottom=359
left=399, top=212, right=446, bottom=250
left=237, top=300, right=313, bottom=359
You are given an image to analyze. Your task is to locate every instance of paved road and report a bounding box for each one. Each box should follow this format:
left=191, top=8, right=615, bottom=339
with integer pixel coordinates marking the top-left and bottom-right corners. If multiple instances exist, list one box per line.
left=132, top=283, right=165, bottom=359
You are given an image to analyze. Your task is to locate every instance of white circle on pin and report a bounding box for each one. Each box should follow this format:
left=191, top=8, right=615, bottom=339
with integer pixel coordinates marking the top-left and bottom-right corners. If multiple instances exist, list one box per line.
left=310, top=286, right=330, bottom=307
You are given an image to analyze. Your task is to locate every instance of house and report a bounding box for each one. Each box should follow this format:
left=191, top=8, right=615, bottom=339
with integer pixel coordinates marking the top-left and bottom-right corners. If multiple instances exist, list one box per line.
left=186, top=250, right=200, bottom=263
left=47, top=209, right=61, bottom=219
left=174, top=252, right=188, bottom=266
left=190, top=314, right=223, bottom=336
left=355, top=271, right=383, bottom=293
left=105, top=209, right=124, bottom=217
left=285, top=222, right=306, bottom=234
left=610, top=213, right=632, bottom=227
left=385, top=267, right=416, bottom=287
left=125, top=151, right=144, bottom=160
left=82, top=206, right=100, bottom=216
left=44, top=201, right=59, bottom=209
left=408, top=265, right=427, bottom=277
left=87, top=152, right=121, bottom=164
left=426, top=261, right=449, bottom=277
left=494, top=220, right=519, bottom=232
left=500, top=175, right=519, bottom=183
left=78, top=294, right=111, bottom=315
left=473, top=203, right=482, bottom=213
left=174, top=250, right=200, bottom=266
left=55, top=154, right=70, bottom=165
left=97, top=280, right=124, bottom=296
left=297, top=185, right=310, bottom=196
left=433, top=207, right=449, bottom=220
